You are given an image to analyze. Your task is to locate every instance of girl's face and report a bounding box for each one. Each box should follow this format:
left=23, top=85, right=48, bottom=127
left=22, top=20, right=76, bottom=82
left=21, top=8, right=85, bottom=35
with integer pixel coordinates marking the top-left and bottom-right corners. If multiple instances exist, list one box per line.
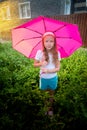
left=43, top=35, right=55, bottom=51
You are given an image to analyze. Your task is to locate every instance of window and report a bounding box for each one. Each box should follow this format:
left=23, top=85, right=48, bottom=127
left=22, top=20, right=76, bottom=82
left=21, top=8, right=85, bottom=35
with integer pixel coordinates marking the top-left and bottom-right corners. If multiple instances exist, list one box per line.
left=0, top=6, right=11, bottom=20
left=86, top=0, right=87, bottom=6
left=19, top=2, right=31, bottom=19
left=64, top=0, right=71, bottom=14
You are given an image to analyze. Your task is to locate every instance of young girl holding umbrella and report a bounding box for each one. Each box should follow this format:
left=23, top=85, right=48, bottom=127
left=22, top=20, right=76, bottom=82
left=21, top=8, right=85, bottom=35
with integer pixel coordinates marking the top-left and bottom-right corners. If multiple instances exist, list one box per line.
left=34, top=32, right=61, bottom=116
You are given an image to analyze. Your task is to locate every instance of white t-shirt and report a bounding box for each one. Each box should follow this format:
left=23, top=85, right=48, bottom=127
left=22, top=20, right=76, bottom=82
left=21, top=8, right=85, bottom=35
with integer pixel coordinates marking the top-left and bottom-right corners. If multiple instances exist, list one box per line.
left=35, top=50, right=61, bottom=79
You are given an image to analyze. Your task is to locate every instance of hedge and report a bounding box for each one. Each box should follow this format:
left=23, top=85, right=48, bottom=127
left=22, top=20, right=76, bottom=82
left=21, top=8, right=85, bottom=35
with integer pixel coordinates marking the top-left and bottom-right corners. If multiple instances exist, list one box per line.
left=0, top=43, right=87, bottom=130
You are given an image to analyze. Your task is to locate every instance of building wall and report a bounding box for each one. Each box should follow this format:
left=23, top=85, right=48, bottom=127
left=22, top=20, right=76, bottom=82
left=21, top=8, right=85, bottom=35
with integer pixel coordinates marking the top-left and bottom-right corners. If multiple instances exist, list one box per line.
left=30, top=0, right=65, bottom=18
left=74, top=0, right=87, bottom=13
left=0, top=0, right=65, bottom=19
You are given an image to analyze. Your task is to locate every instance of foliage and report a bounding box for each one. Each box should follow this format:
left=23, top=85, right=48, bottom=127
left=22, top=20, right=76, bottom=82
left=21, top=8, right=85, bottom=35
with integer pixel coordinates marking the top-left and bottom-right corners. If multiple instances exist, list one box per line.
left=0, top=43, right=87, bottom=130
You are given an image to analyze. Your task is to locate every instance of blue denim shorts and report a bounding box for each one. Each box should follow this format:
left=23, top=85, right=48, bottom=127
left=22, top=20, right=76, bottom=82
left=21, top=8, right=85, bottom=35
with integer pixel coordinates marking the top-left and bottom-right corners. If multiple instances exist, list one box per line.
left=40, top=76, right=58, bottom=90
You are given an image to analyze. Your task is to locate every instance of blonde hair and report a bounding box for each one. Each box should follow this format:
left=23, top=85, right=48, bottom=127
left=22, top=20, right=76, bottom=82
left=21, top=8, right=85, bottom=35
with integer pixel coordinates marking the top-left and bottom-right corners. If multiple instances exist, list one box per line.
left=42, top=33, right=58, bottom=66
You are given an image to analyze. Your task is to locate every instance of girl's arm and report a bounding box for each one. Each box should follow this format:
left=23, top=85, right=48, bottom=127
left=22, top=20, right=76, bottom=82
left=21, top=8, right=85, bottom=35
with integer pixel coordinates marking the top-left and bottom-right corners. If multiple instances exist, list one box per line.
left=48, top=60, right=60, bottom=73
left=34, top=59, right=48, bottom=67
left=34, top=60, right=41, bottom=67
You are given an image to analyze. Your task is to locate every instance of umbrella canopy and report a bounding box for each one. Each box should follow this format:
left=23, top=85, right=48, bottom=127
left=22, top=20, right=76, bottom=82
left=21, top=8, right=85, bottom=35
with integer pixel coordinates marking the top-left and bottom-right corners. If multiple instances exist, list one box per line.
left=12, top=16, right=82, bottom=59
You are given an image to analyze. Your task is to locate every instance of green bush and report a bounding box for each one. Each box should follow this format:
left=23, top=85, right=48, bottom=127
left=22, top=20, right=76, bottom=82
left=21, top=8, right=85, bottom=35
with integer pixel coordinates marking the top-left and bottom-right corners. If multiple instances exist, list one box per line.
left=0, top=43, right=87, bottom=130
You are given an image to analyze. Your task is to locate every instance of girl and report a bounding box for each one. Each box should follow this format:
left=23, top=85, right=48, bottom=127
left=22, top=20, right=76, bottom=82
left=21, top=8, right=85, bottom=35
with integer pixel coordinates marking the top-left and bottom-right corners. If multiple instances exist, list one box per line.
left=34, top=32, right=61, bottom=116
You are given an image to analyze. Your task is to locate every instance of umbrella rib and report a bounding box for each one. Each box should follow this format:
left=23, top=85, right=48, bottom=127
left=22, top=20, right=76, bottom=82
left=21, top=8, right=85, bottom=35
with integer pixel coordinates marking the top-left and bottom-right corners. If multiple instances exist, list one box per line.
left=24, top=27, right=43, bottom=35
left=42, top=17, right=46, bottom=32
left=56, top=36, right=72, bottom=39
left=25, top=37, right=41, bottom=39
left=56, top=36, right=81, bottom=43
left=29, top=40, right=41, bottom=58
left=53, top=25, right=67, bottom=33
left=13, top=37, right=41, bottom=47
left=13, top=39, right=25, bottom=47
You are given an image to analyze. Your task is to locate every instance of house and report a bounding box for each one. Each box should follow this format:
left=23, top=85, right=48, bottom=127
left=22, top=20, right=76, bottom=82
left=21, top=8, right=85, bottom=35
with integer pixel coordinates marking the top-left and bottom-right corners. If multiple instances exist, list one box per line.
left=0, top=0, right=87, bottom=42
left=0, top=0, right=72, bottom=21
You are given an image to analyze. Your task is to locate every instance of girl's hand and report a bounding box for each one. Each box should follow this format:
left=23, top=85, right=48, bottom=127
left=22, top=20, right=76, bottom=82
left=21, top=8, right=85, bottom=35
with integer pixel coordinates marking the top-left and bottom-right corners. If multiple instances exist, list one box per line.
left=41, top=68, right=48, bottom=73
left=41, top=61, right=48, bottom=66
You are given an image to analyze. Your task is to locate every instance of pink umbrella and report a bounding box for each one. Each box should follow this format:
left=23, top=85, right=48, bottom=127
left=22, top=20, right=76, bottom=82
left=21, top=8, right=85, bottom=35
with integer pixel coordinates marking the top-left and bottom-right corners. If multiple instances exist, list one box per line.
left=12, top=16, right=82, bottom=59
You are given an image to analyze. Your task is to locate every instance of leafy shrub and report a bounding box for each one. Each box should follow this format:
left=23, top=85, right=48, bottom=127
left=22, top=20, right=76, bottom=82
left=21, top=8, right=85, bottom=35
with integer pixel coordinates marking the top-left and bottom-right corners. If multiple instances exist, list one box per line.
left=54, top=48, right=87, bottom=129
left=0, top=43, right=87, bottom=130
